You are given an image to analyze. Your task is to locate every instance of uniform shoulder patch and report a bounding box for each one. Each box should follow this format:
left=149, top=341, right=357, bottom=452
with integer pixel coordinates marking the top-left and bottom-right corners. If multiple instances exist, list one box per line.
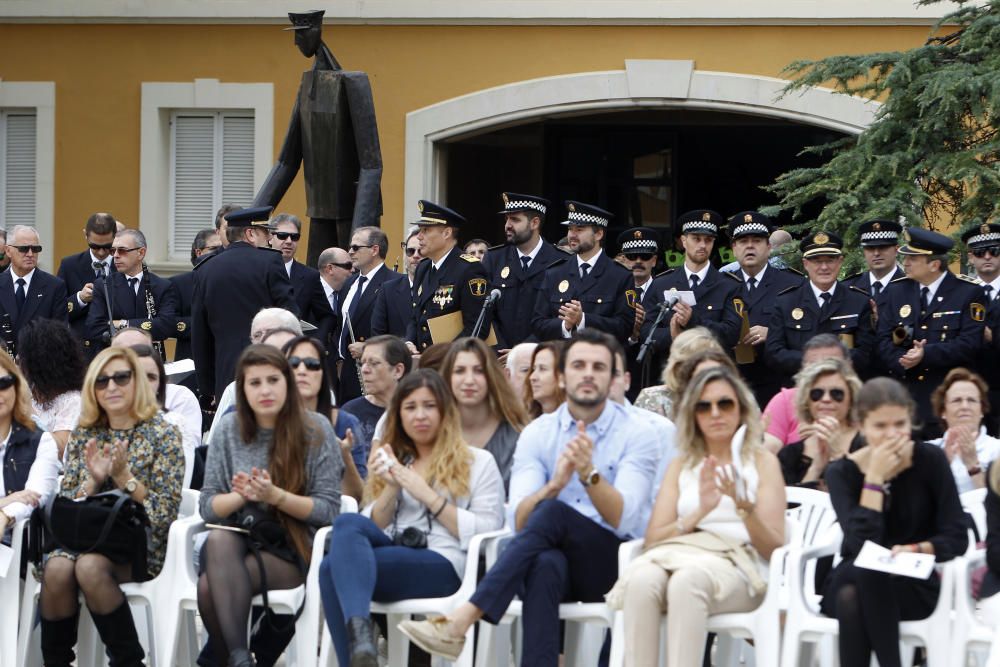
left=777, top=284, right=799, bottom=296
left=460, top=253, right=480, bottom=263
left=653, top=268, right=676, bottom=279
left=843, top=271, right=862, bottom=282
left=545, top=258, right=568, bottom=270
left=957, top=273, right=984, bottom=285
left=889, top=275, right=911, bottom=284
left=721, top=270, right=742, bottom=282
left=193, top=252, right=216, bottom=269
left=782, top=266, right=804, bottom=277
left=487, top=243, right=506, bottom=252
left=848, top=285, right=870, bottom=297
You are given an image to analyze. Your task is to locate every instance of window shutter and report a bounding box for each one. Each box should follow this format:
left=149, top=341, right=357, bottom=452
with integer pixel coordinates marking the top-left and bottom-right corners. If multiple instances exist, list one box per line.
left=221, top=115, right=255, bottom=205
left=2, top=112, right=37, bottom=229
left=170, top=115, right=216, bottom=257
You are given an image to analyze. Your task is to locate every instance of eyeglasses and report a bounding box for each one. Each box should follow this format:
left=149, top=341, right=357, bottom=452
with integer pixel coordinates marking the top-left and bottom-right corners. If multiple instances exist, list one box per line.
left=0, top=375, right=16, bottom=391
left=404, top=247, right=419, bottom=257
left=809, top=387, right=846, bottom=402
left=88, top=242, right=113, bottom=251
left=328, top=261, right=353, bottom=271
left=95, top=370, right=133, bottom=390
left=694, top=398, right=737, bottom=414
left=288, top=356, right=323, bottom=371
left=349, top=244, right=373, bottom=252
left=972, top=246, right=1000, bottom=258
left=9, top=245, right=42, bottom=254
left=624, top=253, right=655, bottom=262
left=273, top=232, right=301, bottom=241
left=203, top=244, right=222, bottom=252
left=111, top=247, right=140, bottom=255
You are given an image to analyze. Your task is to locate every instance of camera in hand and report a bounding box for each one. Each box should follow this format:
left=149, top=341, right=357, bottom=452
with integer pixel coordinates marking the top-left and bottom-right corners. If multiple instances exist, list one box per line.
left=392, top=525, right=428, bottom=549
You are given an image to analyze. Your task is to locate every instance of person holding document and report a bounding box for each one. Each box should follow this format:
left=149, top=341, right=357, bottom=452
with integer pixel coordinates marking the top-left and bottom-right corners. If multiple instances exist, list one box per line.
left=821, top=377, right=966, bottom=667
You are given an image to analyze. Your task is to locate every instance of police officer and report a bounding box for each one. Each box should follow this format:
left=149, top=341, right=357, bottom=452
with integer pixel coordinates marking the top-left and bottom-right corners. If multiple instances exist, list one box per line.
left=725, top=211, right=803, bottom=407
left=766, top=230, right=873, bottom=385
left=191, top=205, right=298, bottom=402
left=482, top=192, right=564, bottom=349
left=876, top=227, right=985, bottom=438
left=640, top=210, right=742, bottom=361
left=405, top=200, right=491, bottom=351
left=618, top=226, right=661, bottom=398
left=530, top=201, right=634, bottom=341
left=844, top=219, right=903, bottom=298
left=965, top=222, right=1000, bottom=431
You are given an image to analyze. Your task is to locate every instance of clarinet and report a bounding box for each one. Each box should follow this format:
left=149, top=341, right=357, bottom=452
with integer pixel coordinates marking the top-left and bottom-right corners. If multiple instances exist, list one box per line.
left=142, top=263, right=166, bottom=359
left=0, top=313, right=15, bottom=358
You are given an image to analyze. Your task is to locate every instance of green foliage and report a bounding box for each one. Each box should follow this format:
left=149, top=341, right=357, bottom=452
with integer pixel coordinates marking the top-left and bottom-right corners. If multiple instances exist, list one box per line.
left=763, top=0, right=1000, bottom=264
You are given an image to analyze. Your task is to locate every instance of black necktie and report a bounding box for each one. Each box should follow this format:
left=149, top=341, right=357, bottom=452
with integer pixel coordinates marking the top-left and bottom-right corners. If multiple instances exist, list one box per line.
left=636, top=286, right=644, bottom=303
left=348, top=276, right=367, bottom=321
left=127, top=277, right=138, bottom=295
left=580, top=262, right=591, bottom=279
left=520, top=256, right=531, bottom=273
left=986, top=285, right=995, bottom=301
left=329, top=291, right=339, bottom=313
left=747, top=276, right=756, bottom=295
left=921, top=286, right=930, bottom=313
left=14, top=278, right=25, bottom=311
left=872, top=282, right=882, bottom=298
left=690, top=274, right=700, bottom=290
left=819, top=291, right=832, bottom=315
left=340, top=276, right=368, bottom=356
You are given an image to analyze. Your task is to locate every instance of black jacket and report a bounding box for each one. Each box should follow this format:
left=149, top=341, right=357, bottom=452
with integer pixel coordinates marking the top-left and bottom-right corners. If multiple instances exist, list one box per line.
left=86, top=270, right=179, bottom=349
left=336, top=264, right=396, bottom=402
left=0, top=269, right=68, bottom=355
left=289, top=260, right=336, bottom=343
left=57, top=250, right=115, bottom=343
left=406, top=250, right=491, bottom=350
left=169, top=270, right=196, bottom=360
left=483, top=241, right=565, bottom=348
left=371, top=274, right=412, bottom=338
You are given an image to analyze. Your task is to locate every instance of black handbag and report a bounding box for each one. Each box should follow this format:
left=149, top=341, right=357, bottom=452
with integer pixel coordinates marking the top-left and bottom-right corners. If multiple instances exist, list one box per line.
left=27, top=489, right=151, bottom=581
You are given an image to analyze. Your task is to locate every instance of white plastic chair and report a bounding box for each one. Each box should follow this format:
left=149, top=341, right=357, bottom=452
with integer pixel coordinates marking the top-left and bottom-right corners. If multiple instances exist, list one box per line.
left=951, top=548, right=993, bottom=666
left=0, top=519, right=29, bottom=667
left=963, top=487, right=988, bottom=550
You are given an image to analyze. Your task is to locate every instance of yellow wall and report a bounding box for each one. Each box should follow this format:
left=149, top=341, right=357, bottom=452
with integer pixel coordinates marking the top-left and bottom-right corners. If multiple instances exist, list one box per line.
left=0, top=23, right=935, bottom=261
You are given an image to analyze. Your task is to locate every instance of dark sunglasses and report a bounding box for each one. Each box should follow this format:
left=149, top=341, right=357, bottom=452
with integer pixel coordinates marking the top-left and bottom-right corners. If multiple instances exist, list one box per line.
left=111, top=247, right=140, bottom=255
left=972, top=246, right=1000, bottom=258
left=809, top=387, right=846, bottom=402
left=694, top=398, right=737, bottom=414
left=273, top=231, right=301, bottom=241
left=624, top=253, right=655, bottom=262
left=88, top=242, right=114, bottom=251
left=404, top=247, right=419, bottom=257
left=349, top=244, right=373, bottom=252
left=288, top=356, right=323, bottom=371
left=328, top=261, right=353, bottom=271
left=95, top=370, right=133, bottom=390
left=0, top=375, right=16, bottom=391
left=10, top=245, right=42, bottom=254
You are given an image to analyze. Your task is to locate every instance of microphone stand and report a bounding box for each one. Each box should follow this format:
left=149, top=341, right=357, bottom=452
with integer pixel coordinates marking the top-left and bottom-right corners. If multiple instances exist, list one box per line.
left=636, top=300, right=674, bottom=364
left=471, top=294, right=499, bottom=340
left=96, top=264, right=115, bottom=345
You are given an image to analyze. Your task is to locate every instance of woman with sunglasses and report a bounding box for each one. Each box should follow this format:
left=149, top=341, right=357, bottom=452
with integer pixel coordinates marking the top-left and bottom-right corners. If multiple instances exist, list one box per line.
left=778, top=358, right=862, bottom=488
left=40, top=346, right=184, bottom=667
left=198, top=344, right=341, bottom=667
left=523, top=340, right=564, bottom=419
left=928, top=367, right=1000, bottom=492
left=282, top=335, right=366, bottom=501
left=609, top=366, right=785, bottom=667
left=319, top=370, right=504, bottom=667
left=0, top=350, right=59, bottom=539
left=821, top=377, right=966, bottom=667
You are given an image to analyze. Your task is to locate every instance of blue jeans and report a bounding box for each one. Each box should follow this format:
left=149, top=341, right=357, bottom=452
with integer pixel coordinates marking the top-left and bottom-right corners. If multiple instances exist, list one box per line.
left=320, top=513, right=461, bottom=667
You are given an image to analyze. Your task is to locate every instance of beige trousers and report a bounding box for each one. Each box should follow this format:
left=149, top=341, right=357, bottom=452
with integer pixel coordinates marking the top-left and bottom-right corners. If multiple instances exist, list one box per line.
left=620, top=555, right=763, bottom=667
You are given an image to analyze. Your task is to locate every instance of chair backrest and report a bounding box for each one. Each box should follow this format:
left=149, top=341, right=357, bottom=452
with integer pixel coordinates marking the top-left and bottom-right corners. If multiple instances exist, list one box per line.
left=180, top=488, right=200, bottom=518
left=961, top=487, right=987, bottom=544
left=785, top=486, right=837, bottom=550
left=341, top=494, right=359, bottom=514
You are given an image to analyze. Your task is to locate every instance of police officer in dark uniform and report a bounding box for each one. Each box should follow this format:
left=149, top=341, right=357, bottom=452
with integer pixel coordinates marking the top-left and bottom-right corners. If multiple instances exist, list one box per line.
left=766, top=231, right=874, bottom=385
left=405, top=201, right=491, bottom=351
left=964, top=222, right=1000, bottom=433
left=482, top=192, right=564, bottom=349
left=619, top=226, right=661, bottom=398
left=530, top=201, right=634, bottom=341
left=192, top=205, right=298, bottom=402
left=640, top=210, right=742, bottom=362
left=877, top=227, right=985, bottom=437
left=724, top=211, right=803, bottom=407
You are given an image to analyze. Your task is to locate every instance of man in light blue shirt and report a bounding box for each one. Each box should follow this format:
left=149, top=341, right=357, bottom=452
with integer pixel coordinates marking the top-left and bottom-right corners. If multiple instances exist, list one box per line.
left=400, top=330, right=661, bottom=665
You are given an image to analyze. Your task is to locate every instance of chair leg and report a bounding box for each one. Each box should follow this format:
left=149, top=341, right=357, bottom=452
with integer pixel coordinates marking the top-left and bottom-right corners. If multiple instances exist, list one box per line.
left=16, top=578, right=40, bottom=665
left=386, top=613, right=410, bottom=667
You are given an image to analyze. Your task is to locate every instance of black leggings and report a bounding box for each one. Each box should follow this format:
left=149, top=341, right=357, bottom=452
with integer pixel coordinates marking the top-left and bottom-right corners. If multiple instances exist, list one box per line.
left=196, top=529, right=305, bottom=664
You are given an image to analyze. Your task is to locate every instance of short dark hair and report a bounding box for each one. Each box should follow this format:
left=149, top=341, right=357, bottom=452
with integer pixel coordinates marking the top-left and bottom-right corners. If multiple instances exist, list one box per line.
left=282, top=335, right=333, bottom=418
left=271, top=213, right=303, bottom=233
left=928, top=254, right=948, bottom=272
left=85, top=212, right=117, bottom=236
left=191, top=228, right=219, bottom=266
left=559, top=329, right=621, bottom=376
left=364, top=335, right=413, bottom=375
left=464, top=239, right=489, bottom=250
left=215, top=203, right=242, bottom=230
left=225, top=225, right=247, bottom=244
left=354, top=226, right=389, bottom=261
left=802, top=333, right=849, bottom=360
left=856, top=377, right=916, bottom=423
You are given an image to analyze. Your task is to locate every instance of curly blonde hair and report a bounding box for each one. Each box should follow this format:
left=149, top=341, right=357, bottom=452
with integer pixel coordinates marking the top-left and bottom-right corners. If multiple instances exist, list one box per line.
left=674, top=366, right=763, bottom=467
left=364, top=370, right=472, bottom=504
left=78, top=347, right=159, bottom=428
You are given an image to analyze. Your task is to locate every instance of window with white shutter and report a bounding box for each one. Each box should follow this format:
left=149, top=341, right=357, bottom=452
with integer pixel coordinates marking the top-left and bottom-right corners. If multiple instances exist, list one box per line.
left=0, top=110, right=38, bottom=229
left=169, top=110, right=255, bottom=257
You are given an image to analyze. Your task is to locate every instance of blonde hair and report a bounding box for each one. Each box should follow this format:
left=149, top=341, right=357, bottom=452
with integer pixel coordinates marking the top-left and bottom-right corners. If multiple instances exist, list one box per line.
left=78, top=347, right=159, bottom=428
left=674, top=366, right=763, bottom=467
left=662, top=327, right=724, bottom=397
left=0, top=349, right=35, bottom=429
left=363, top=370, right=472, bottom=504
left=793, top=358, right=862, bottom=426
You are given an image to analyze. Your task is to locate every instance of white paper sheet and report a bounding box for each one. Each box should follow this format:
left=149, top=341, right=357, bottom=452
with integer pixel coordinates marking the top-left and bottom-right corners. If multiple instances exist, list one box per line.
left=853, top=540, right=935, bottom=579
left=662, top=289, right=697, bottom=306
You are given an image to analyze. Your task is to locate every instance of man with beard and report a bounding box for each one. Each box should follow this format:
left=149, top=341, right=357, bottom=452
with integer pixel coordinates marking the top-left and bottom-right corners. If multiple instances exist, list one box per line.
left=483, top=192, right=564, bottom=349
left=531, top=201, right=634, bottom=341
left=618, top=226, right=661, bottom=399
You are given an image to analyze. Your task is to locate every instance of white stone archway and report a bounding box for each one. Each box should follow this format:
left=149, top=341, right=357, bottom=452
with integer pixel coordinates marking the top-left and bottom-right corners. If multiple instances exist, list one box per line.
left=403, top=59, right=878, bottom=231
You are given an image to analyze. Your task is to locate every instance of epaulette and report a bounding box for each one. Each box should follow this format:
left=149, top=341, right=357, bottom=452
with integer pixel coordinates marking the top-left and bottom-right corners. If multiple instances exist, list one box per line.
left=777, top=284, right=798, bottom=296
left=545, top=257, right=568, bottom=270
left=782, top=266, right=805, bottom=276
left=487, top=243, right=506, bottom=252
left=556, top=245, right=574, bottom=255
left=653, top=268, right=676, bottom=279
left=957, top=273, right=984, bottom=285
left=721, top=270, right=742, bottom=282
left=193, top=252, right=217, bottom=269
left=848, top=285, right=870, bottom=297
left=460, top=253, right=480, bottom=263
left=843, top=271, right=863, bottom=282
left=890, top=275, right=911, bottom=284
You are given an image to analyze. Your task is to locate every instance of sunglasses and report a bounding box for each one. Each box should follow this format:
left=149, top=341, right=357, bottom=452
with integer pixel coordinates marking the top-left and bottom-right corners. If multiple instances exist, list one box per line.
left=88, top=242, right=113, bottom=251
left=273, top=232, right=301, bottom=241
left=809, top=387, right=846, bottom=402
left=972, top=246, right=1000, bottom=258
left=624, top=253, right=655, bottom=262
left=288, top=356, right=323, bottom=371
left=329, top=261, right=353, bottom=271
left=111, top=247, right=140, bottom=255
left=404, top=247, right=419, bottom=257
left=349, top=244, right=373, bottom=252
left=0, top=375, right=16, bottom=391
left=694, top=398, right=738, bottom=414
left=95, top=370, right=133, bottom=390
left=9, top=245, right=42, bottom=254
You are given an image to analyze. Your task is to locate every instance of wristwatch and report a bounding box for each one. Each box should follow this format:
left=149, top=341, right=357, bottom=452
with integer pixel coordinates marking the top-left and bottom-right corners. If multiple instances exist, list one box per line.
left=124, top=478, right=139, bottom=495
left=580, top=468, right=601, bottom=487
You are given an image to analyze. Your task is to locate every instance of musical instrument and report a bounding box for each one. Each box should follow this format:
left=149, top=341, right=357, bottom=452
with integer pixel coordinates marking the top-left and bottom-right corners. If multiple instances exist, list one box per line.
left=0, top=314, right=15, bottom=358
left=344, top=310, right=366, bottom=396
left=141, top=263, right=167, bottom=359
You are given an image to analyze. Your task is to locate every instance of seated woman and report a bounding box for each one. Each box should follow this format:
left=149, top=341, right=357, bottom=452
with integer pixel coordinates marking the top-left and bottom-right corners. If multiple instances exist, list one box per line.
left=282, top=335, right=367, bottom=501
left=523, top=341, right=564, bottom=419
left=198, top=345, right=342, bottom=667
left=634, top=326, right=722, bottom=419
left=0, top=350, right=59, bottom=537
left=319, top=370, right=505, bottom=667
left=609, top=366, right=785, bottom=667
left=442, top=337, right=528, bottom=491
left=927, top=367, right=1000, bottom=493
left=39, top=347, right=184, bottom=666
left=821, top=377, right=967, bottom=667
left=778, top=358, right=862, bottom=488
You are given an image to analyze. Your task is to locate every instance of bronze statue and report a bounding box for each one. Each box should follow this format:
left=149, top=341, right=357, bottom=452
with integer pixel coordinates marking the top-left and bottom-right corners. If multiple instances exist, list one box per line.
left=253, top=10, right=383, bottom=263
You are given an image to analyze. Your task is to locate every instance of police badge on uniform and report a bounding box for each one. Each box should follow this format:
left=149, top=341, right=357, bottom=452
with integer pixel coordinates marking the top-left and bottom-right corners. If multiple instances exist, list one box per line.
left=625, top=290, right=637, bottom=309
left=972, top=302, right=986, bottom=322
left=468, top=278, right=487, bottom=297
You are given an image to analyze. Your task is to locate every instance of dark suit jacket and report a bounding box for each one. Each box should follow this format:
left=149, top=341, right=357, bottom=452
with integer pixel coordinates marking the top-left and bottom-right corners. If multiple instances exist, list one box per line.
left=86, top=270, right=179, bottom=348
left=57, top=251, right=115, bottom=343
left=289, top=260, right=336, bottom=344
left=371, top=274, right=412, bottom=338
left=169, top=270, right=196, bottom=360
left=483, top=241, right=565, bottom=348
left=0, top=269, right=69, bottom=352
left=337, top=263, right=395, bottom=402
left=531, top=251, right=633, bottom=341
left=3, top=420, right=43, bottom=497
left=406, top=250, right=491, bottom=349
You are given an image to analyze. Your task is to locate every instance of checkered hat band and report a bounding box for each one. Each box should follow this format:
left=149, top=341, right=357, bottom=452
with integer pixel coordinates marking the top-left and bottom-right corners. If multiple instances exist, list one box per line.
left=968, top=233, right=1000, bottom=245
left=732, top=223, right=770, bottom=237
left=682, top=221, right=718, bottom=234
left=861, top=231, right=899, bottom=242
left=505, top=200, right=546, bottom=214
left=567, top=211, right=609, bottom=226
left=621, top=239, right=657, bottom=252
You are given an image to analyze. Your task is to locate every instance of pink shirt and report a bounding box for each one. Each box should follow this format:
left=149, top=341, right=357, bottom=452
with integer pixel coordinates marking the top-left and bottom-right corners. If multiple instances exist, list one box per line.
left=764, top=387, right=800, bottom=445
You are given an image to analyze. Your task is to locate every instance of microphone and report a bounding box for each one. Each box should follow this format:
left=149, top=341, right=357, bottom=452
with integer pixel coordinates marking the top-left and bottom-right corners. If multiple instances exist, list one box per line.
left=472, top=289, right=502, bottom=340
left=637, top=293, right=679, bottom=363
left=485, top=288, right=502, bottom=306
left=659, top=293, right=680, bottom=310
